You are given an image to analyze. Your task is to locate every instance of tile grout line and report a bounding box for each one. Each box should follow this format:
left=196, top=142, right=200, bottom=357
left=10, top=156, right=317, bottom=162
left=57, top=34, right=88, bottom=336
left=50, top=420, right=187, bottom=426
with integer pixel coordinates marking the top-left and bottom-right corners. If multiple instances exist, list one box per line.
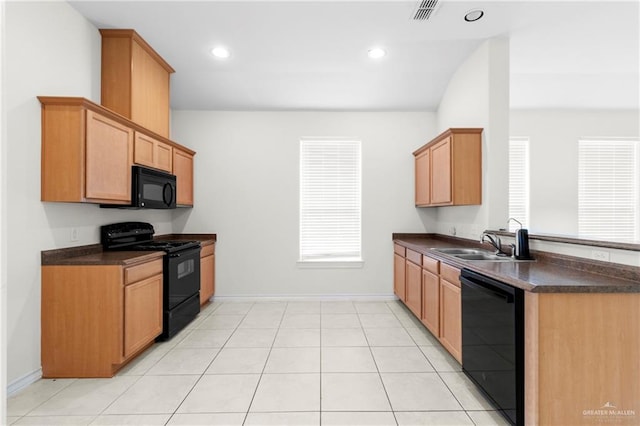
left=357, top=303, right=400, bottom=426
left=166, top=300, right=251, bottom=424
left=13, top=377, right=78, bottom=418
left=390, top=300, right=471, bottom=416
left=241, top=302, right=286, bottom=426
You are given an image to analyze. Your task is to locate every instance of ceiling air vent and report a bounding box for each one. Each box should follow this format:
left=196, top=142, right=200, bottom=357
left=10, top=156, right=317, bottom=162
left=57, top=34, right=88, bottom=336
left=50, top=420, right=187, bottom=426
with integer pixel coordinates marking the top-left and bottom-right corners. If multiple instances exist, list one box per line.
left=412, top=0, right=440, bottom=20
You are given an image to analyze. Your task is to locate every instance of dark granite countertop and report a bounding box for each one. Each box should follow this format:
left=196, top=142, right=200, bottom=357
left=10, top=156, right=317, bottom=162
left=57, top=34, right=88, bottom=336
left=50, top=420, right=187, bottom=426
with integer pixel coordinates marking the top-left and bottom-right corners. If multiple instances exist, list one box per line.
left=393, top=234, right=640, bottom=294
left=155, top=233, right=216, bottom=246
left=42, top=246, right=164, bottom=266
left=42, top=233, right=217, bottom=266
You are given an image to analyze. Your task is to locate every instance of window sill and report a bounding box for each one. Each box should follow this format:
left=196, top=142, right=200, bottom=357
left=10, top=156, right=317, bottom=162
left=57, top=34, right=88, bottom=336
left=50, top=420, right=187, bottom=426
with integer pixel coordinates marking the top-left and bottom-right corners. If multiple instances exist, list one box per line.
left=297, top=259, right=364, bottom=269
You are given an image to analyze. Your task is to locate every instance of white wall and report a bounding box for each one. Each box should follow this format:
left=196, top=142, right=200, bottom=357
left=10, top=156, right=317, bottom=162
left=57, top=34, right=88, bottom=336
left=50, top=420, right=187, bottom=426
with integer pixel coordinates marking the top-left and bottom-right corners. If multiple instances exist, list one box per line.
left=1, top=0, right=7, bottom=419
left=172, top=111, right=437, bottom=297
left=510, top=109, right=640, bottom=235
left=434, top=38, right=511, bottom=240
left=4, top=1, right=174, bottom=389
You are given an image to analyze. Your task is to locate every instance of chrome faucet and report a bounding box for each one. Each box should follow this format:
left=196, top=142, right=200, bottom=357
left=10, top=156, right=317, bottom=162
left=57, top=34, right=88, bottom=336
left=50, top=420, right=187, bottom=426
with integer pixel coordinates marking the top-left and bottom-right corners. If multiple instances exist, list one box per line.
left=480, top=231, right=504, bottom=255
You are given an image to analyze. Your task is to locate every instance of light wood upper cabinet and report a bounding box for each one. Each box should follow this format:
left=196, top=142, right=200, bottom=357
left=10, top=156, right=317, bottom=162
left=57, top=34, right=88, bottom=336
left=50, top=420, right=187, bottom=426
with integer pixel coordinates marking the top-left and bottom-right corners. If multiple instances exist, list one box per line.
left=134, top=132, right=173, bottom=172
left=413, top=128, right=482, bottom=207
left=173, top=148, right=194, bottom=206
left=429, top=137, right=452, bottom=204
left=200, top=244, right=215, bottom=306
left=100, top=29, right=174, bottom=138
left=39, top=97, right=196, bottom=206
left=85, top=110, right=133, bottom=202
left=414, top=150, right=430, bottom=206
left=40, top=98, right=133, bottom=204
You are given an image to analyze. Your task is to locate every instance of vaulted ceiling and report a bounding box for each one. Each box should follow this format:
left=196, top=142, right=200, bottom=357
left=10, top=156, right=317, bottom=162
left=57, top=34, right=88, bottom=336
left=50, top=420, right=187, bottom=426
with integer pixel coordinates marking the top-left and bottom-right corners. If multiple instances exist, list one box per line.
left=69, top=0, right=639, bottom=111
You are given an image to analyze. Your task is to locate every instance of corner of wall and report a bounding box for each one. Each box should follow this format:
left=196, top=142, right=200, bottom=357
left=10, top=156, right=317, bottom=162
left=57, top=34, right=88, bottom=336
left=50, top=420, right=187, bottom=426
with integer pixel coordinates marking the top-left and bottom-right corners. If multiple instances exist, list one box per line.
left=434, top=37, right=510, bottom=240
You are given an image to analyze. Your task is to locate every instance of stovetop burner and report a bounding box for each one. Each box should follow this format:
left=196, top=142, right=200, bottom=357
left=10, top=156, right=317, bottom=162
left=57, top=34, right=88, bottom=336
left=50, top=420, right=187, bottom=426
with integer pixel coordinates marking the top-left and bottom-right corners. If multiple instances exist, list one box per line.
left=101, top=222, right=200, bottom=253
left=129, top=240, right=201, bottom=253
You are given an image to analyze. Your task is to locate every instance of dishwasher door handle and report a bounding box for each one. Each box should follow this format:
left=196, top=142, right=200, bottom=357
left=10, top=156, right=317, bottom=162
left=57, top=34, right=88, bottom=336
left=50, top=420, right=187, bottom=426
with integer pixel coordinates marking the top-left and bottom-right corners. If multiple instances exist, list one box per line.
left=461, top=278, right=515, bottom=303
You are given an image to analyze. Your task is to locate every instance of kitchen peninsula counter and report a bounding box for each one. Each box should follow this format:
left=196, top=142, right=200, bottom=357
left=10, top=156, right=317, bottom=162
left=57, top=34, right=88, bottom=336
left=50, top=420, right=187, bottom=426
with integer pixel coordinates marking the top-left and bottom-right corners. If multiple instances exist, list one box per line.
left=393, top=233, right=640, bottom=293
left=393, top=233, right=640, bottom=425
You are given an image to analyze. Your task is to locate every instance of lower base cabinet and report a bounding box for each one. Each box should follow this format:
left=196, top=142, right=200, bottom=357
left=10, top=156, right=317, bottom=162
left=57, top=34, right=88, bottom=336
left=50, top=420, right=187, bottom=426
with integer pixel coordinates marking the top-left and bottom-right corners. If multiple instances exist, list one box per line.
left=41, top=258, right=163, bottom=378
left=123, top=273, right=163, bottom=357
left=421, top=268, right=440, bottom=337
left=393, top=244, right=462, bottom=363
left=200, top=243, right=216, bottom=306
left=405, top=261, right=422, bottom=317
left=393, top=250, right=406, bottom=300
left=439, top=277, right=462, bottom=363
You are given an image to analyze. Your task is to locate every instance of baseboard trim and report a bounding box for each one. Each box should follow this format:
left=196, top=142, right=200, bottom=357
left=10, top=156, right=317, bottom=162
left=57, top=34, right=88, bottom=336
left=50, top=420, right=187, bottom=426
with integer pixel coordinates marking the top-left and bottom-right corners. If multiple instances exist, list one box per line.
left=7, top=368, right=41, bottom=397
left=212, top=294, right=397, bottom=302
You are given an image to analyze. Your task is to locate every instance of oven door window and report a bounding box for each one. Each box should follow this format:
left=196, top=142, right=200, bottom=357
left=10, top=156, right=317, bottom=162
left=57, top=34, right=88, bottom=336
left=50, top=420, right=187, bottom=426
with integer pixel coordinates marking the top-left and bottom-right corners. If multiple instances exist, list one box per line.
left=177, top=259, right=195, bottom=279
left=166, top=249, right=201, bottom=310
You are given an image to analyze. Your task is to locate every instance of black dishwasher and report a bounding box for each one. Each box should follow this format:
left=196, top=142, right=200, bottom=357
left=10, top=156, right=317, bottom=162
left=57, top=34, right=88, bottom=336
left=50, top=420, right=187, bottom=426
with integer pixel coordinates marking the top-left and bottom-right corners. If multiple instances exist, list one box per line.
left=461, top=268, right=524, bottom=426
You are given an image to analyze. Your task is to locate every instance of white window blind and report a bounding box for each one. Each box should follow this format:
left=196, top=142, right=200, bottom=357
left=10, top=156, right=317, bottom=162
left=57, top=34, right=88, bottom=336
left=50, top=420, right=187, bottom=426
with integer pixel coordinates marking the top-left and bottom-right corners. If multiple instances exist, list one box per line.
left=299, top=139, right=362, bottom=262
left=509, top=138, right=530, bottom=232
left=578, top=139, right=639, bottom=242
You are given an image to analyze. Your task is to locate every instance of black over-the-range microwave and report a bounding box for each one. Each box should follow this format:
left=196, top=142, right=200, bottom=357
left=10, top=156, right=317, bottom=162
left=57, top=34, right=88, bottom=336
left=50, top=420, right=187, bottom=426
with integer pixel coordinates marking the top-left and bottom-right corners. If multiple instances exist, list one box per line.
left=101, top=165, right=177, bottom=209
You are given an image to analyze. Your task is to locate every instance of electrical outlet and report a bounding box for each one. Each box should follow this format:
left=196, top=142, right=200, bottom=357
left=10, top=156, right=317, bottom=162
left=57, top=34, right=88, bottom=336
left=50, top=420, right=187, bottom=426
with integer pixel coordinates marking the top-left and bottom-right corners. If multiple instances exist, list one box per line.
left=591, top=250, right=610, bottom=262
left=70, top=228, right=79, bottom=242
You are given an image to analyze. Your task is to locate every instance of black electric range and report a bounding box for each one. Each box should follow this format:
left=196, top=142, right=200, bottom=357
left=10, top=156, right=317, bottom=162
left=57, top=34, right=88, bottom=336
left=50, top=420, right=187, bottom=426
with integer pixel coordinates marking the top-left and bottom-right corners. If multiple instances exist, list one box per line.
left=101, top=222, right=201, bottom=340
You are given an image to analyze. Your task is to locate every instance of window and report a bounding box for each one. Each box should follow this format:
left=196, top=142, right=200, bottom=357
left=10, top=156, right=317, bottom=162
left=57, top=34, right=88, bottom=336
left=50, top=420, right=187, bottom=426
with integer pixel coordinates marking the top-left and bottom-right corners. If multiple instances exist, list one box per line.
left=509, top=137, right=530, bottom=231
left=578, top=139, right=639, bottom=242
left=299, top=139, right=362, bottom=264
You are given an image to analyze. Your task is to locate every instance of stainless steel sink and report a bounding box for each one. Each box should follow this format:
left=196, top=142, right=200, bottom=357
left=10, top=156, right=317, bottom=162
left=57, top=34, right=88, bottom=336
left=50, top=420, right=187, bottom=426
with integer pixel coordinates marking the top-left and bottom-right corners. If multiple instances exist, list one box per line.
left=431, top=248, right=488, bottom=255
left=452, top=253, right=512, bottom=261
left=431, top=247, right=519, bottom=262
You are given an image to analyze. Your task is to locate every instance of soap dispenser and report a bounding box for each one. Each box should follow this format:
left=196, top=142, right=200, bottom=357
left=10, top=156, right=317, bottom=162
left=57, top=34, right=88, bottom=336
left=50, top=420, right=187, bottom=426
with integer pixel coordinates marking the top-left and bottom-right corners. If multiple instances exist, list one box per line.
left=508, top=218, right=534, bottom=260
left=514, top=228, right=532, bottom=260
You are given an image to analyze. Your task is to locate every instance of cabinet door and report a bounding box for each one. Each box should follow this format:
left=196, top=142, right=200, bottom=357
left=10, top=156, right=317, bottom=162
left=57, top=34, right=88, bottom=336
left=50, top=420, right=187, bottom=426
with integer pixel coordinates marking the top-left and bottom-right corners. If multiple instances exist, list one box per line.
left=393, top=253, right=406, bottom=300
left=405, top=261, right=422, bottom=316
left=134, top=132, right=172, bottom=172
left=430, top=136, right=452, bottom=205
left=200, top=254, right=215, bottom=306
left=131, top=40, right=171, bottom=138
left=155, top=141, right=173, bottom=172
left=421, top=269, right=440, bottom=337
left=124, top=273, right=163, bottom=358
left=439, top=278, right=462, bottom=363
left=85, top=110, right=133, bottom=202
left=173, top=149, right=194, bottom=206
left=415, top=150, right=430, bottom=206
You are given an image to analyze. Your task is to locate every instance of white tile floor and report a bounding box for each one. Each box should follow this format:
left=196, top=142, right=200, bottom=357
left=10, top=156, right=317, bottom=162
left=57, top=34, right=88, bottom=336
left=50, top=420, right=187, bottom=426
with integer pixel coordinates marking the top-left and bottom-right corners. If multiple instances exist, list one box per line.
left=7, top=300, right=510, bottom=426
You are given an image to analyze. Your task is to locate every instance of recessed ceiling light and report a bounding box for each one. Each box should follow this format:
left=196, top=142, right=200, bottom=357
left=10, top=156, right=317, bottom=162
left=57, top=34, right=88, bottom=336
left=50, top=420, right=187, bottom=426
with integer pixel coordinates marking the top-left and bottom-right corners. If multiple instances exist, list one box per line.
left=368, top=47, right=386, bottom=59
left=211, top=46, right=231, bottom=59
left=464, top=9, right=484, bottom=22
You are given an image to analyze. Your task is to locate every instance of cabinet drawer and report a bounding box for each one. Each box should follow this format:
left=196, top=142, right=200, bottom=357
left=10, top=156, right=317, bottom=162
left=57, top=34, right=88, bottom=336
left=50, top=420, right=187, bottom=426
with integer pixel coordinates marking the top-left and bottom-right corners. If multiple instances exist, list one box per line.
left=406, top=249, right=422, bottom=266
left=422, top=255, right=440, bottom=274
left=393, top=244, right=406, bottom=257
left=201, top=244, right=215, bottom=257
left=125, top=259, right=163, bottom=285
left=440, top=263, right=461, bottom=288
